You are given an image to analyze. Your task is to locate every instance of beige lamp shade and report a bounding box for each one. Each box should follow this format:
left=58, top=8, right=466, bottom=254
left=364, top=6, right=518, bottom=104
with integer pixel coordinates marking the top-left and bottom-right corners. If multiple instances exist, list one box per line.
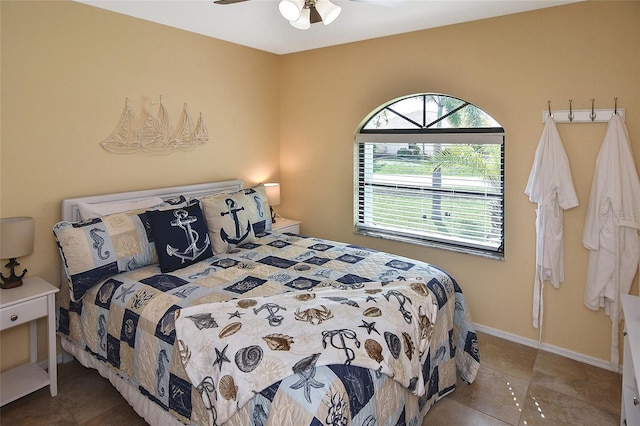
left=264, top=183, right=281, bottom=206
left=0, top=217, right=34, bottom=259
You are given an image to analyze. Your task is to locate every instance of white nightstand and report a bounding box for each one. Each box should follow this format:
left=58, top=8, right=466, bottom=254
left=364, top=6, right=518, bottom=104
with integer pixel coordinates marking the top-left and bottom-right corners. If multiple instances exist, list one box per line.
left=272, top=218, right=301, bottom=234
left=622, top=294, right=640, bottom=425
left=0, top=276, right=59, bottom=406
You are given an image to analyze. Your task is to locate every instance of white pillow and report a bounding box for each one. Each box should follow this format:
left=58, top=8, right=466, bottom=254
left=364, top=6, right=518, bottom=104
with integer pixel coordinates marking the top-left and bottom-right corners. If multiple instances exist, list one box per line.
left=201, top=193, right=255, bottom=254
left=78, top=197, right=165, bottom=220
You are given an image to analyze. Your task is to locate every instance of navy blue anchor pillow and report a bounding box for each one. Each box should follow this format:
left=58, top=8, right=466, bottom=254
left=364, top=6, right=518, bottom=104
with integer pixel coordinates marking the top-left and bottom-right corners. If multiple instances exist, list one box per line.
left=146, top=201, right=213, bottom=273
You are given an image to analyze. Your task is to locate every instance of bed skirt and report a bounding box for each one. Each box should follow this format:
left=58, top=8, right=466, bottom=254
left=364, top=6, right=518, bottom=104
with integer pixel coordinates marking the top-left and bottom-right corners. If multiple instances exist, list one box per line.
left=61, top=337, right=184, bottom=425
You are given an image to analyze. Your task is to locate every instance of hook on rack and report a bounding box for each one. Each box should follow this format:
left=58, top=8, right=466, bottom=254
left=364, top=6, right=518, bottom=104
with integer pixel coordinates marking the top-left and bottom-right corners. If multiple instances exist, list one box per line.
left=614, top=97, right=618, bottom=115
left=547, top=100, right=553, bottom=118
left=568, top=99, right=574, bottom=122
left=589, top=98, right=597, bottom=121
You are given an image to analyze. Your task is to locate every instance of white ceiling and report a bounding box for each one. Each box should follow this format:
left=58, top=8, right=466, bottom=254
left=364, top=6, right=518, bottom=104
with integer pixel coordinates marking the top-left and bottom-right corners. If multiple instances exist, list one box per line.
left=76, top=0, right=581, bottom=55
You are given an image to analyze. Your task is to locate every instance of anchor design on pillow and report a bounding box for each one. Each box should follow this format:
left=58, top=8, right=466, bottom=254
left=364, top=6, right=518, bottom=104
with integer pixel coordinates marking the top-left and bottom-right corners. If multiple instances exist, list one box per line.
left=167, top=209, right=210, bottom=262
left=220, top=198, right=251, bottom=245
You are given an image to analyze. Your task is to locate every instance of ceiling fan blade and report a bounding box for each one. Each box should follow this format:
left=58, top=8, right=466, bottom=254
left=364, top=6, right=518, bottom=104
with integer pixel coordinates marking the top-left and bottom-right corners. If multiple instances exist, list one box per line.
left=213, top=0, right=250, bottom=4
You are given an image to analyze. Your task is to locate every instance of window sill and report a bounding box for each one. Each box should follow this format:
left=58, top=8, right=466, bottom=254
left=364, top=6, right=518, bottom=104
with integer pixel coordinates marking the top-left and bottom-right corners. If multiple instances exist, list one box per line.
left=354, top=228, right=504, bottom=261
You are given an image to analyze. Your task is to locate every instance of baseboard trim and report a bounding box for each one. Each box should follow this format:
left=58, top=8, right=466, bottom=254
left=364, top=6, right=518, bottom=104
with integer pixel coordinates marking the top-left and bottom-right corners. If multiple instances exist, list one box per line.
left=474, top=323, right=622, bottom=373
left=40, top=351, right=74, bottom=370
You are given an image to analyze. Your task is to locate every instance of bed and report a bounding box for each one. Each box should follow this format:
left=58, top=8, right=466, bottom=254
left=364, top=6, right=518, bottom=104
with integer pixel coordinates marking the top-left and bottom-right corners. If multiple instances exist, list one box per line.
left=54, top=179, right=480, bottom=426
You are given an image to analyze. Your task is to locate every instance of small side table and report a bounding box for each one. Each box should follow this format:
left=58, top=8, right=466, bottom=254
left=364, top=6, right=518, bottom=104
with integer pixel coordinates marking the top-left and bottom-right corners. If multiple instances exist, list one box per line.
left=0, top=276, right=59, bottom=406
left=272, top=218, right=301, bottom=234
left=622, top=294, right=640, bottom=425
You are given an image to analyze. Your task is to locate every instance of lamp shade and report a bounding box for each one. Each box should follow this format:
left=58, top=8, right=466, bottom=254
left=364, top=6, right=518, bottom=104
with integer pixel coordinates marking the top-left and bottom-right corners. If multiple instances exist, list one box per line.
left=0, top=217, right=34, bottom=259
left=264, top=183, right=281, bottom=206
left=290, top=7, right=311, bottom=30
left=279, top=0, right=304, bottom=21
left=315, top=0, right=341, bottom=25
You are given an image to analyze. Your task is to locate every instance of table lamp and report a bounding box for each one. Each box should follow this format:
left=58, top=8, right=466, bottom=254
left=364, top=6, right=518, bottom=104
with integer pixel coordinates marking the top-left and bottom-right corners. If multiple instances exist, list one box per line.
left=264, top=183, right=281, bottom=223
left=0, top=217, right=34, bottom=289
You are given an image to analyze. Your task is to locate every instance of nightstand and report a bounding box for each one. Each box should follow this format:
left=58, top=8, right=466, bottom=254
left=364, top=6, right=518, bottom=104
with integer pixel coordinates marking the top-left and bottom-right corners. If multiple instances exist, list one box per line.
left=0, top=276, right=59, bottom=406
left=622, top=294, right=640, bottom=425
left=272, top=217, right=301, bottom=234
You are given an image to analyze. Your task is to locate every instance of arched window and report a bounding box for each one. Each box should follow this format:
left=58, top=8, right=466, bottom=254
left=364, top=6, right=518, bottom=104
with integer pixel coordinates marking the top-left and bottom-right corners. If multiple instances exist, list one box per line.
left=355, top=94, right=504, bottom=258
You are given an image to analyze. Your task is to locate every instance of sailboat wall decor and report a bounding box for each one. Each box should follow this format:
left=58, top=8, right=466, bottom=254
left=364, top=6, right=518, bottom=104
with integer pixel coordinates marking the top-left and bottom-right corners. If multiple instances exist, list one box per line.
left=100, top=97, right=209, bottom=155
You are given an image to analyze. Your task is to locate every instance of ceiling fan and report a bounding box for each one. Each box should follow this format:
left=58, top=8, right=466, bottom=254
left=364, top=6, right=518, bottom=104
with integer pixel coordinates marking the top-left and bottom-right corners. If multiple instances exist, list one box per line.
left=213, top=0, right=343, bottom=30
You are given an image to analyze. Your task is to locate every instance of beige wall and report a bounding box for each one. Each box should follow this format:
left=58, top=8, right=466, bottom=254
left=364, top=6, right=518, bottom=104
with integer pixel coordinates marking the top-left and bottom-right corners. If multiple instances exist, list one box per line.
left=279, top=1, right=640, bottom=364
left=1, top=1, right=280, bottom=370
left=1, top=0, right=639, bottom=371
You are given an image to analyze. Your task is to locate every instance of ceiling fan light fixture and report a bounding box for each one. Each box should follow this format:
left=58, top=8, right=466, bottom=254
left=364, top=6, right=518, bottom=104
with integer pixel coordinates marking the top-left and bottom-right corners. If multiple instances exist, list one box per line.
left=279, top=0, right=305, bottom=22
left=289, top=7, right=311, bottom=30
left=315, top=0, right=341, bottom=25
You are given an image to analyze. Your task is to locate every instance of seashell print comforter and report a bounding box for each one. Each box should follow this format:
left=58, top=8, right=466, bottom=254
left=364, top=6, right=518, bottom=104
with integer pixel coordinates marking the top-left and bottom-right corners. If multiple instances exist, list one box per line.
left=58, top=232, right=480, bottom=425
left=175, top=281, right=438, bottom=425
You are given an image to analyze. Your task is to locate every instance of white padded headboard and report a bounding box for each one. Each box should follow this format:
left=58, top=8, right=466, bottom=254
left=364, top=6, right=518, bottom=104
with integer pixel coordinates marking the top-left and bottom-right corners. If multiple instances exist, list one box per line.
left=61, top=179, right=243, bottom=222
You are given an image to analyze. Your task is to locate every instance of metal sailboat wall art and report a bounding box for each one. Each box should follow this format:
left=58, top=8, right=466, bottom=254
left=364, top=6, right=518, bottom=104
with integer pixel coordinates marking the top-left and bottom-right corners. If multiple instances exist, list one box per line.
left=100, top=97, right=209, bottom=155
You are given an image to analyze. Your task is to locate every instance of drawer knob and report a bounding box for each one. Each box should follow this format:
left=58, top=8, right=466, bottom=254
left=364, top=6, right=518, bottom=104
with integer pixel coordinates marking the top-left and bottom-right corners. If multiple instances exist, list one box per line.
left=10, top=314, right=18, bottom=321
left=634, top=396, right=639, bottom=406
left=624, top=329, right=628, bottom=336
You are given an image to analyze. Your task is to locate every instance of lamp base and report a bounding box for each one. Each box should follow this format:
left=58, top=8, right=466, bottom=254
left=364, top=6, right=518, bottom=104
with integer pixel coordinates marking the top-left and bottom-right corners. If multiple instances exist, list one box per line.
left=270, top=206, right=276, bottom=224
left=1, top=277, right=24, bottom=289
left=0, top=258, right=26, bottom=289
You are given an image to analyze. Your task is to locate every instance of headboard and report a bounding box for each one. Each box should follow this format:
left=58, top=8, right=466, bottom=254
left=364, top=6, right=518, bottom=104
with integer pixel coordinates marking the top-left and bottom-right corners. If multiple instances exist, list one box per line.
left=61, top=179, right=243, bottom=222
left=57, top=179, right=245, bottom=343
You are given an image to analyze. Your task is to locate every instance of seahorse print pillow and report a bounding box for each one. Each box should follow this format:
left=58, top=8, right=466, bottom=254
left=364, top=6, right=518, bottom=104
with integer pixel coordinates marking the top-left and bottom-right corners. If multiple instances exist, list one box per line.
left=53, top=210, right=158, bottom=302
left=146, top=201, right=214, bottom=273
left=236, top=184, right=272, bottom=234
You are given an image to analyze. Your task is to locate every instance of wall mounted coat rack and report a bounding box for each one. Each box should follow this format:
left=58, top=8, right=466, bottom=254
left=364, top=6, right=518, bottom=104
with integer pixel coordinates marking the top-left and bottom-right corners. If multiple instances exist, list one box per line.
left=542, top=98, right=625, bottom=123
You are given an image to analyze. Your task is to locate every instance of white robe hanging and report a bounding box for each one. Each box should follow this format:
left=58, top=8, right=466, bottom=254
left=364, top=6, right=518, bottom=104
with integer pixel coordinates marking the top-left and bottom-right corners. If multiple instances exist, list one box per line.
left=583, top=113, right=640, bottom=365
left=525, top=116, right=579, bottom=332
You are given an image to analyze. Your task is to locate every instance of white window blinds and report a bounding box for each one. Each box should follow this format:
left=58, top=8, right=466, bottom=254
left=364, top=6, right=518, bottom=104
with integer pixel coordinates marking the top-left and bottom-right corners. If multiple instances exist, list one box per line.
left=355, top=135, right=504, bottom=255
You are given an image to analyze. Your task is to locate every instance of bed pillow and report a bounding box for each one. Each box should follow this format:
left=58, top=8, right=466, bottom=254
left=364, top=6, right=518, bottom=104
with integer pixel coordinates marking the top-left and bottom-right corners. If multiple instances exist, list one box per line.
left=53, top=210, right=158, bottom=302
left=77, top=197, right=165, bottom=221
left=237, top=184, right=272, bottom=233
left=53, top=196, right=189, bottom=301
left=200, top=192, right=254, bottom=253
left=146, top=202, right=214, bottom=273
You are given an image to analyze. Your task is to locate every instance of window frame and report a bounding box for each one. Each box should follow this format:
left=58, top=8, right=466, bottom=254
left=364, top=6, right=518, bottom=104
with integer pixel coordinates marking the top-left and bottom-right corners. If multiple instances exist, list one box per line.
left=354, top=94, right=505, bottom=259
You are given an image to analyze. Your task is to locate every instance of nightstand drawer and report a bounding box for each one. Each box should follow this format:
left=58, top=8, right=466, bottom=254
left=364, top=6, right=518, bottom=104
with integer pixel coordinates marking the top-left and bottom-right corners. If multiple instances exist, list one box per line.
left=0, top=297, right=47, bottom=330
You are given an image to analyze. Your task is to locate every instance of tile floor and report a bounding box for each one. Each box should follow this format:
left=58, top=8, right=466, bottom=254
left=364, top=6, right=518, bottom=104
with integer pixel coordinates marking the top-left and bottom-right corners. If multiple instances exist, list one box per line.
left=423, top=332, right=621, bottom=425
left=0, top=331, right=622, bottom=425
